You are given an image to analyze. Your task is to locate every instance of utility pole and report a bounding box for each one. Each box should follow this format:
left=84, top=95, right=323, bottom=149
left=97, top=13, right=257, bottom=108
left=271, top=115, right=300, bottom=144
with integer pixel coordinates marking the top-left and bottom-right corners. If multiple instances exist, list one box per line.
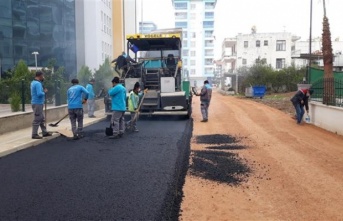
left=308, top=0, right=313, bottom=83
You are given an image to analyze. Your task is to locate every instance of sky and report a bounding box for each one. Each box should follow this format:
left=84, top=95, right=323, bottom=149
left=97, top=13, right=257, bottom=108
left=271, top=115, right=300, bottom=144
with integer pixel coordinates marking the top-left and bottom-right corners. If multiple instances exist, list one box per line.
left=140, top=0, right=343, bottom=59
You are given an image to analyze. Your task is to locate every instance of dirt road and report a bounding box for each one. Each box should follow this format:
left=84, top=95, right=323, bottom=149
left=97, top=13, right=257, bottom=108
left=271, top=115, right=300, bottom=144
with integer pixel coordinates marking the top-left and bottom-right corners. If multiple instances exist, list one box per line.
left=181, top=91, right=343, bottom=220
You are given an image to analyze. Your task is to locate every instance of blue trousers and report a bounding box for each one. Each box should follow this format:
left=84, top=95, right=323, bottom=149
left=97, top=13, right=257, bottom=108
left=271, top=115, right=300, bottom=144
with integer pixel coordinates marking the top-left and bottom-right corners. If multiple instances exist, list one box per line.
left=293, top=103, right=304, bottom=124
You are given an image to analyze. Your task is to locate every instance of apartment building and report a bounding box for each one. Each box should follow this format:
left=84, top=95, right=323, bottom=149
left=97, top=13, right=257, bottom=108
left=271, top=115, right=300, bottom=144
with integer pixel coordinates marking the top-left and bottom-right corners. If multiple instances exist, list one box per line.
left=0, top=0, right=77, bottom=77
left=172, top=0, right=217, bottom=87
left=139, top=21, right=157, bottom=34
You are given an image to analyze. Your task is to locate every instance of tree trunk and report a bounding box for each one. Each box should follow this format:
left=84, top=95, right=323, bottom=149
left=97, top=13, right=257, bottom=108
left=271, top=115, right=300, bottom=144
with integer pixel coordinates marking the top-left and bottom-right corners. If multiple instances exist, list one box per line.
left=322, top=13, right=335, bottom=105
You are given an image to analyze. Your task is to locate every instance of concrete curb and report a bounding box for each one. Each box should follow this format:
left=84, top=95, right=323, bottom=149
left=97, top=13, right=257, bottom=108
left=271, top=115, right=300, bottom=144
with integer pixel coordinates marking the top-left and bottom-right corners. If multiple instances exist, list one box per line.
left=0, top=116, right=106, bottom=158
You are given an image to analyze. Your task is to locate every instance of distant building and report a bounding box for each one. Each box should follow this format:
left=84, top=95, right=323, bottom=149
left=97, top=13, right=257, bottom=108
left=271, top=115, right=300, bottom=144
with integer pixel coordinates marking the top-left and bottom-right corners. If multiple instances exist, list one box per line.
left=77, top=0, right=113, bottom=72
left=0, top=0, right=77, bottom=77
left=172, top=0, right=217, bottom=87
left=221, top=38, right=237, bottom=74
left=235, top=32, right=299, bottom=70
left=139, top=22, right=157, bottom=34
left=292, top=38, right=343, bottom=71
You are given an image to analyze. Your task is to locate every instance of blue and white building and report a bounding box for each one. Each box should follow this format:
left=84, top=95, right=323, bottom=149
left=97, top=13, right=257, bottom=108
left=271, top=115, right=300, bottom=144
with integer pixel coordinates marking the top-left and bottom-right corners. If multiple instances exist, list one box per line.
left=172, top=0, right=217, bottom=87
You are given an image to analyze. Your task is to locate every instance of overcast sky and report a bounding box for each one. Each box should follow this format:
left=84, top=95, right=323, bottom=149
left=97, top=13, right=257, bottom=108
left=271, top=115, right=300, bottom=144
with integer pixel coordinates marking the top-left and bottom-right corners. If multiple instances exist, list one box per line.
left=141, top=0, right=343, bottom=59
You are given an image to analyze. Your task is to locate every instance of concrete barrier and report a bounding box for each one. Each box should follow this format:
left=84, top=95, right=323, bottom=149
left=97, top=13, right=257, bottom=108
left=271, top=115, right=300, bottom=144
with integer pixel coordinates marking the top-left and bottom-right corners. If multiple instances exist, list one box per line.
left=0, top=99, right=105, bottom=135
left=309, top=101, right=343, bottom=135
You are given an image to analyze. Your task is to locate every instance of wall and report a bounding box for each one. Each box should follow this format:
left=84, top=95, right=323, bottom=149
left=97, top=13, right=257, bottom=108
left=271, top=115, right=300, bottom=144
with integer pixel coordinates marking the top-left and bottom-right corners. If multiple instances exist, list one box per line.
left=309, top=101, right=343, bottom=136
left=0, top=100, right=105, bottom=135
left=112, top=0, right=124, bottom=57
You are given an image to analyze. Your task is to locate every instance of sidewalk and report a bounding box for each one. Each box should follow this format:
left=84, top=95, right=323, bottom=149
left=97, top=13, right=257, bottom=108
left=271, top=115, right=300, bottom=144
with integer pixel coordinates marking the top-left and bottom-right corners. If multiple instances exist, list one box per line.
left=0, top=109, right=106, bottom=158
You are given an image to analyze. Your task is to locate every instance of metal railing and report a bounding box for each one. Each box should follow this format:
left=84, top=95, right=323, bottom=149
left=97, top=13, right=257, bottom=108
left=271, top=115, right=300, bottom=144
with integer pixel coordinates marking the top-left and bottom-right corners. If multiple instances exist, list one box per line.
left=311, top=78, right=343, bottom=107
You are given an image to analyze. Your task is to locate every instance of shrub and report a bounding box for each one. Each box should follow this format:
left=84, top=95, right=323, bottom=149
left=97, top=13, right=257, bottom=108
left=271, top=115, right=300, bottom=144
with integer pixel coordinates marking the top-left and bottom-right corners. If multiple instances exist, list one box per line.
left=9, top=92, right=21, bottom=112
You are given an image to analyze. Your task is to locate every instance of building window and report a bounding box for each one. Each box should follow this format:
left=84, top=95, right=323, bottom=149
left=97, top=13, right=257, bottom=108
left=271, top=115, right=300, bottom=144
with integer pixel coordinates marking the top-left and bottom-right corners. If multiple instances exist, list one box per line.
left=256, top=40, right=260, bottom=47
left=205, top=49, right=214, bottom=56
left=183, top=59, right=188, bottom=65
left=175, top=12, right=187, bottom=19
left=183, top=40, right=188, bottom=47
left=190, top=60, right=196, bottom=66
left=183, top=32, right=188, bottom=38
left=191, top=4, right=196, bottom=10
left=190, top=69, right=196, bottom=75
left=190, top=51, right=196, bottom=56
left=205, top=2, right=215, bottom=9
left=191, top=32, right=196, bottom=38
left=175, top=22, right=187, bottom=28
left=242, top=59, right=247, bottom=65
left=264, top=40, right=268, bottom=46
left=191, top=41, right=196, bottom=47
left=203, top=21, right=214, bottom=28
left=190, top=13, right=196, bottom=19
left=183, top=50, right=189, bottom=56
left=205, top=58, right=213, bottom=65
left=276, top=40, right=286, bottom=51
left=244, top=41, right=248, bottom=48
left=205, top=40, right=214, bottom=47
left=175, top=2, right=187, bottom=10
left=276, top=58, right=285, bottom=69
left=205, top=12, right=214, bottom=19
left=205, top=30, right=213, bottom=37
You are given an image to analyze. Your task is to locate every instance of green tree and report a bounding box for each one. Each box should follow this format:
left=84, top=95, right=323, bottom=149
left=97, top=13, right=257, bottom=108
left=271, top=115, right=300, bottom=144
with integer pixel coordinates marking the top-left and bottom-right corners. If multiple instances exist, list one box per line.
left=94, top=58, right=115, bottom=93
left=77, top=65, right=93, bottom=86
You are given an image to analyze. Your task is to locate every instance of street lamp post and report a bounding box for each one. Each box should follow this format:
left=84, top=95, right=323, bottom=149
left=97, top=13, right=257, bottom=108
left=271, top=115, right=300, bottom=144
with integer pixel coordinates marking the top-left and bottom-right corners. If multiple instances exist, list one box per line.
left=32, top=51, right=39, bottom=71
left=308, top=0, right=313, bottom=83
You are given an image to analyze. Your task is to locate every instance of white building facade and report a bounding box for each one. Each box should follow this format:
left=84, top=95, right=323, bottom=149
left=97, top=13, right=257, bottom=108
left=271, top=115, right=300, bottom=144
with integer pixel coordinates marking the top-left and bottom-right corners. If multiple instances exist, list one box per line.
left=172, top=0, right=217, bottom=87
left=82, top=0, right=113, bottom=71
left=233, top=32, right=299, bottom=70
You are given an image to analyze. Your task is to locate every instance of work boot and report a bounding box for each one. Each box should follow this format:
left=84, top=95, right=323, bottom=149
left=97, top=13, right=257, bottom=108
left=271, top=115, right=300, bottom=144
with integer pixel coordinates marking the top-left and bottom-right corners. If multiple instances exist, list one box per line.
left=118, top=133, right=124, bottom=138
left=133, top=128, right=139, bottom=132
left=32, top=134, right=43, bottom=139
left=72, top=135, right=79, bottom=140
left=42, top=132, right=53, bottom=137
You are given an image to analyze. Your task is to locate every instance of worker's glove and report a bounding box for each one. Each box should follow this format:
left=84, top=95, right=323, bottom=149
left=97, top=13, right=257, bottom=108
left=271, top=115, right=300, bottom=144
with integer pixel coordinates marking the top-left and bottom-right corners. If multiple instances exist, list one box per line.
left=144, top=88, right=148, bottom=93
left=82, top=99, right=87, bottom=104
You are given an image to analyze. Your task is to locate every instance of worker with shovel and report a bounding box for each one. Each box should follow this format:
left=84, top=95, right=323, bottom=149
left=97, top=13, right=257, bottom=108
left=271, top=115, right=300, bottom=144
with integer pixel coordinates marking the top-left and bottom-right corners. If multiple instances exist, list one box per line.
left=126, top=82, right=147, bottom=132
left=31, top=71, right=52, bottom=139
left=67, top=79, right=89, bottom=140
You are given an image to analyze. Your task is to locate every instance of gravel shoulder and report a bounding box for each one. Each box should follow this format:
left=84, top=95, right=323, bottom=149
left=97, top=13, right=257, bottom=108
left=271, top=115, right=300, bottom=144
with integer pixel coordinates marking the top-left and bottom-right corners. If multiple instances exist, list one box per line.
left=180, top=91, right=343, bottom=220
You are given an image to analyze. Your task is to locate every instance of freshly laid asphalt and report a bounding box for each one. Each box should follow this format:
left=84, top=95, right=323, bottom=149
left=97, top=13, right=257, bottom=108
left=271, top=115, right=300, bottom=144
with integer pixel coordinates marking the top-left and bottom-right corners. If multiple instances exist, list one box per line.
left=0, top=117, right=192, bottom=221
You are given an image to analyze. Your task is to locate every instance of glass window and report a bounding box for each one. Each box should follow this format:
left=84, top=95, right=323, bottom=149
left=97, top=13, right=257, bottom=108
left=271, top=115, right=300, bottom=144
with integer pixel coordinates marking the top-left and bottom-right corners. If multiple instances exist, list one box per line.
left=205, top=40, right=214, bottom=47
left=0, top=1, right=12, bottom=18
left=191, top=4, right=196, bottom=9
left=174, top=2, right=187, bottom=10
left=175, top=22, right=187, bottom=28
left=191, top=41, right=196, bottom=47
left=0, top=26, right=12, bottom=38
left=264, top=40, right=268, bottom=46
left=276, top=58, right=285, bottom=69
left=205, top=30, right=213, bottom=37
left=190, top=69, right=196, bottom=75
left=175, top=12, right=187, bottom=19
left=203, top=21, right=214, bottom=28
left=244, top=41, right=248, bottom=48
left=183, top=32, right=188, bottom=38
left=205, top=58, right=213, bottom=65
left=190, top=13, right=196, bottom=20
left=190, top=51, right=196, bottom=56
left=205, top=12, right=214, bottom=19
left=190, top=60, right=196, bottom=65
left=191, top=32, right=196, bottom=38
left=183, top=40, right=187, bottom=47
left=256, top=40, right=260, bottom=47
left=183, top=49, right=189, bottom=56
left=276, top=40, right=286, bottom=51
left=205, top=2, right=215, bottom=9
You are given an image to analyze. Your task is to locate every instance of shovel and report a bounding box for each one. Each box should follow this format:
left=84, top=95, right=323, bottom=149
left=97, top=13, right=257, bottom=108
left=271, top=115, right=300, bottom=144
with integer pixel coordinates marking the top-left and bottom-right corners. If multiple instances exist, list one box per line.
left=49, top=113, right=69, bottom=127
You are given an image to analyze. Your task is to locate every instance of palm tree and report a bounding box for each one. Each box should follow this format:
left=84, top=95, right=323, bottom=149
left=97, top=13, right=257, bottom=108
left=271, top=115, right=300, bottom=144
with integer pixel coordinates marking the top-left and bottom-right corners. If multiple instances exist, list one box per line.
left=321, top=0, right=335, bottom=105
